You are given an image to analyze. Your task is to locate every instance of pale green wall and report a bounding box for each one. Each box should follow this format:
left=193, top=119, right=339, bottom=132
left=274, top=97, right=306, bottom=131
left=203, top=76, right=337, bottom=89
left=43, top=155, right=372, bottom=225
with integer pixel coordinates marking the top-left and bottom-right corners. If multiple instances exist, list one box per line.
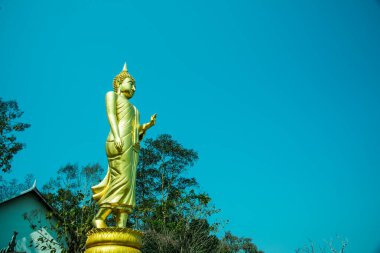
left=0, top=191, right=63, bottom=252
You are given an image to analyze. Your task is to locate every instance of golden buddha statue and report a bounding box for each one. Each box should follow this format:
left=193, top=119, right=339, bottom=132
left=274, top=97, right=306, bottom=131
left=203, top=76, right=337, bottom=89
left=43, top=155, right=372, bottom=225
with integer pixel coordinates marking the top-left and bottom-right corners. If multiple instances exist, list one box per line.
left=91, top=63, right=156, bottom=228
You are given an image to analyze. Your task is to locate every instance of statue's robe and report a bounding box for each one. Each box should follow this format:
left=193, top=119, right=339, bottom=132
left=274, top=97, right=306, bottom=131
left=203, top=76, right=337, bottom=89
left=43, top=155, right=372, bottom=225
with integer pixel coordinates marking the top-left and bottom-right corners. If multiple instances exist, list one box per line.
left=92, top=95, right=140, bottom=213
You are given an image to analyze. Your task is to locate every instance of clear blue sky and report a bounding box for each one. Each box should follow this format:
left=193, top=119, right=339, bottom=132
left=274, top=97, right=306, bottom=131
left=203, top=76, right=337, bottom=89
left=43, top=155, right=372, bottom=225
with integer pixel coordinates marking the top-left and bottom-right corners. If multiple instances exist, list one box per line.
left=1, top=0, right=380, bottom=252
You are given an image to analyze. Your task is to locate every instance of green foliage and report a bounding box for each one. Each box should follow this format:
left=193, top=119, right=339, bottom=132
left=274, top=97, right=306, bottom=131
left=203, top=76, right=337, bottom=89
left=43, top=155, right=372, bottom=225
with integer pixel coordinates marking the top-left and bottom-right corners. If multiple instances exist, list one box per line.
left=25, top=163, right=104, bottom=253
left=132, top=134, right=261, bottom=253
left=24, top=134, right=262, bottom=253
left=133, top=134, right=207, bottom=228
left=220, top=231, right=263, bottom=253
left=0, top=98, right=30, bottom=172
left=143, top=219, right=221, bottom=253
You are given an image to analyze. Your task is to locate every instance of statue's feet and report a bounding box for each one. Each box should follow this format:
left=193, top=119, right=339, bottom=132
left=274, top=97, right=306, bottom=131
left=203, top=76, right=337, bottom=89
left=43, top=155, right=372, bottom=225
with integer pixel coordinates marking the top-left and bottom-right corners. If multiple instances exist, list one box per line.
left=116, top=212, right=128, bottom=228
left=92, top=219, right=107, bottom=228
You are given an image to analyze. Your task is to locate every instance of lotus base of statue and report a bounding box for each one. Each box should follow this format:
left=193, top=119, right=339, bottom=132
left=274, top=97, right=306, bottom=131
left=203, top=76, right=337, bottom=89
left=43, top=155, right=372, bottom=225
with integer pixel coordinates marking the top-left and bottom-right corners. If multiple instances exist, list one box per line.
left=85, top=228, right=143, bottom=253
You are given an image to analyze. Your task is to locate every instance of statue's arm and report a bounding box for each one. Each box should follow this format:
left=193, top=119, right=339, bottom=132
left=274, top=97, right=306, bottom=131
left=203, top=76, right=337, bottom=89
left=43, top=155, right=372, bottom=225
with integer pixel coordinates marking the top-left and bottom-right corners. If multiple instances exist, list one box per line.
left=139, top=113, right=157, bottom=140
left=106, top=91, right=123, bottom=150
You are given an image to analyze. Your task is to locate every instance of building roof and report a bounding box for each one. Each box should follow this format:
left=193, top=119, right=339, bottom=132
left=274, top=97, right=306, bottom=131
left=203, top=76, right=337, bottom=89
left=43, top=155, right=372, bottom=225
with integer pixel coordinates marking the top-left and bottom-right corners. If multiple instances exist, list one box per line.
left=0, top=180, right=56, bottom=213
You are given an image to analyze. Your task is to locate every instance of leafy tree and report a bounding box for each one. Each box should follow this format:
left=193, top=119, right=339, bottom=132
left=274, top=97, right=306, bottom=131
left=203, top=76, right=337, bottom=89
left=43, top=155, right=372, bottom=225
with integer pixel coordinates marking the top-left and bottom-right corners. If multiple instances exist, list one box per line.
left=0, top=98, right=30, bottom=172
left=220, top=231, right=263, bottom=253
left=143, top=219, right=221, bottom=253
left=24, top=134, right=262, bottom=253
left=25, top=163, right=104, bottom=253
left=133, top=134, right=202, bottom=226
left=131, top=134, right=262, bottom=253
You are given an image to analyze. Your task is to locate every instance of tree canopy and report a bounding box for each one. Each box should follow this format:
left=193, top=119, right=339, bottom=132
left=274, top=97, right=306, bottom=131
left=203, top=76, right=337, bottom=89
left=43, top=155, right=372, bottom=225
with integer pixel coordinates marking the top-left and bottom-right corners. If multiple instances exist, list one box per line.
left=0, top=98, right=30, bottom=172
left=17, top=134, right=262, bottom=253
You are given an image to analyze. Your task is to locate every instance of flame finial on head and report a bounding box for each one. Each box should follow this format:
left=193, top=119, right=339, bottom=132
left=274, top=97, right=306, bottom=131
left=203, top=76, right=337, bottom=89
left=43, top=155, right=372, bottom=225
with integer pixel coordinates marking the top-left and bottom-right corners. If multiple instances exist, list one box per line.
left=113, top=62, right=135, bottom=92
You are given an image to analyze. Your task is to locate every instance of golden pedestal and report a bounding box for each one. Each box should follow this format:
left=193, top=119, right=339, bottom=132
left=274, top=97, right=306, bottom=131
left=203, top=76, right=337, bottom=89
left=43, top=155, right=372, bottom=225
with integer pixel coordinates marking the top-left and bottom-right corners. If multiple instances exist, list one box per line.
left=85, top=228, right=143, bottom=253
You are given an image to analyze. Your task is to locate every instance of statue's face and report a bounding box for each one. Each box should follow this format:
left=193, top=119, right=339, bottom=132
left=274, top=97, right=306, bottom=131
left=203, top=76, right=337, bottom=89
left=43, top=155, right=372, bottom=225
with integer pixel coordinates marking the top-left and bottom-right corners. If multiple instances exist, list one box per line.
left=120, top=77, right=136, bottom=98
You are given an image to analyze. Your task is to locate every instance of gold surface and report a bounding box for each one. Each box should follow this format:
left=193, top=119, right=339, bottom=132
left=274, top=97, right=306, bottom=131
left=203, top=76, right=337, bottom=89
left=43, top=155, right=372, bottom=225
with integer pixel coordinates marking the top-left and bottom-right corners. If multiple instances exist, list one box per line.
left=85, top=228, right=143, bottom=253
left=91, top=63, right=156, bottom=228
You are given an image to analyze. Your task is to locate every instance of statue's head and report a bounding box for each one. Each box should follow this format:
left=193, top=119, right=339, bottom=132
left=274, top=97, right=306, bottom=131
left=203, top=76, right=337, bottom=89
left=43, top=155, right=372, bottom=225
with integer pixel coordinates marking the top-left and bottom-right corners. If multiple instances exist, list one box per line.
left=120, top=77, right=136, bottom=98
left=113, top=63, right=136, bottom=98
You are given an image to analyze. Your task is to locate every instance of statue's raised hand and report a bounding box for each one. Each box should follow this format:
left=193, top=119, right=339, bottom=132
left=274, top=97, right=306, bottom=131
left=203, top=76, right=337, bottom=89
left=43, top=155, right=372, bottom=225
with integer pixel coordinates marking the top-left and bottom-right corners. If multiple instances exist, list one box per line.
left=150, top=113, right=157, bottom=127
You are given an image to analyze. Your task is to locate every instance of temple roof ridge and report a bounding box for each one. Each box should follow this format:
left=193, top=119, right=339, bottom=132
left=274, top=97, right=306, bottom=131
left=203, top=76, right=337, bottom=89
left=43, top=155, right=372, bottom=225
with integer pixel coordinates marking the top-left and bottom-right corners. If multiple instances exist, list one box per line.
left=19, top=179, right=37, bottom=195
